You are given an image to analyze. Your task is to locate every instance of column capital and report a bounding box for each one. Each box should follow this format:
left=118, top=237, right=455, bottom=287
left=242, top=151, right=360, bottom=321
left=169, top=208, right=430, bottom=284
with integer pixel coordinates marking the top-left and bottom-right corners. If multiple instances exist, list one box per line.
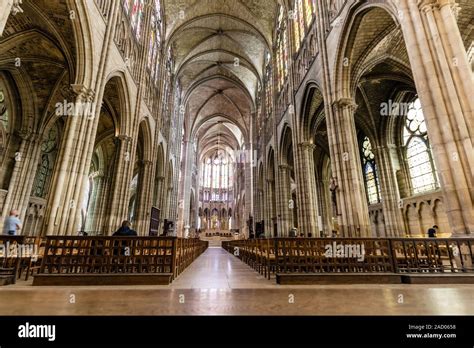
left=116, top=134, right=132, bottom=143
left=278, top=164, right=292, bottom=172
left=89, top=170, right=104, bottom=179
left=332, top=98, right=358, bottom=112
left=18, top=130, right=40, bottom=142
left=71, top=84, right=95, bottom=101
left=418, top=0, right=439, bottom=12
left=435, top=0, right=461, bottom=18
left=139, top=159, right=153, bottom=167
left=297, top=141, right=316, bottom=151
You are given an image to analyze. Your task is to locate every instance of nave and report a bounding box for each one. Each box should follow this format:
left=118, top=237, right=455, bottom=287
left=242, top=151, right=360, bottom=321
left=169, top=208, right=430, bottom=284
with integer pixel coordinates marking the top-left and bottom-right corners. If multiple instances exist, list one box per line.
left=0, top=0, right=473, bottom=320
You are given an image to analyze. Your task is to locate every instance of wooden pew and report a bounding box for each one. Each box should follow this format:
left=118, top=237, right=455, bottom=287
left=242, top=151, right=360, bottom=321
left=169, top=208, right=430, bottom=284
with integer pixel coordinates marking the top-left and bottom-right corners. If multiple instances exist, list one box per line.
left=390, top=238, right=474, bottom=276
left=225, top=237, right=474, bottom=284
left=0, top=236, right=26, bottom=285
left=32, top=236, right=208, bottom=286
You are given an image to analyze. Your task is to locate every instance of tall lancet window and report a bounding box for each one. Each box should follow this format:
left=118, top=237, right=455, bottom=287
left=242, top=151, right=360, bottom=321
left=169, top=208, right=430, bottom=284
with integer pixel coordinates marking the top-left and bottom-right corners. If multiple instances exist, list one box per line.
left=293, top=0, right=316, bottom=51
left=32, top=123, right=60, bottom=198
left=123, top=0, right=144, bottom=39
left=204, top=158, right=212, bottom=187
left=403, top=98, right=439, bottom=194
left=276, top=5, right=288, bottom=91
left=147, top=1, right=162, bottom=82
left=201, top=152, right=233, bottom=202
left=361, top=136, right=380, bottom=205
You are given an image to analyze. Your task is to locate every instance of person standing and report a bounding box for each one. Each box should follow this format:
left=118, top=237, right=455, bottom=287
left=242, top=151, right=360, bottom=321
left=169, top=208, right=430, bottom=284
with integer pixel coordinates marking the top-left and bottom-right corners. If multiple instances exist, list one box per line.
left=3, top=210, right=22, bottom=236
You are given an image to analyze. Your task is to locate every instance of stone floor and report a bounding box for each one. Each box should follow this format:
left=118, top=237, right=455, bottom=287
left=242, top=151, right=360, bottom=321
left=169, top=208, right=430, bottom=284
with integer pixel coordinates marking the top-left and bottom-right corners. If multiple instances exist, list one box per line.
left=0, top=248, right=473, bottom=315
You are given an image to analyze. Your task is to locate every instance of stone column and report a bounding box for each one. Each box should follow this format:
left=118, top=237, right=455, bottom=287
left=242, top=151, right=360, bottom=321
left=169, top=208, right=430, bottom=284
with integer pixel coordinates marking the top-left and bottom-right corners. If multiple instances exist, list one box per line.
left=265, top=178, right=275, bottom=236
left=134, top=159, right=153, bottom=235
left=0, top=0, right=22, bottom=37
left=315, top=177, right=332, bottom=237
left=243, top=144, right=254, bottom=237
left=153, top=175, right=165, bottom=231
left=258, top=189, right=264, bottom=226
left=254, top=188, right=261, bottom=223
left=85, top=173, right=104, bottom=232
left=277, top=164, right=293, bottom=236
left=373, top=145, right=405, bottom=237
left=164, top=186, right=173, bottom=223
left=295, top=142, right=319, bottom=236
left=44, top=86, right=96, bottom=235
left=100, top=135, right=133, bottom=234
left=398, top=0, right=474, bottom=235
left=154, top=175, right=165, bottom=208
left=179, top=140, right=193, bottom=235
left=0, top=130, right=41, bottom=231
left=328, top=99, right=370, bottom=237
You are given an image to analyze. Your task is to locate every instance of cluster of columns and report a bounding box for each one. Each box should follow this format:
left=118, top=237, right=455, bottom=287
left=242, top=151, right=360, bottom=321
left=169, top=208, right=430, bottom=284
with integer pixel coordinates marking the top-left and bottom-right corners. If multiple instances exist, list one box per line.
left=256, top=0, right=472, bottom=238
left=0, top=1, right=179, bottom=236
left=397, top=0, right=473, bottom=235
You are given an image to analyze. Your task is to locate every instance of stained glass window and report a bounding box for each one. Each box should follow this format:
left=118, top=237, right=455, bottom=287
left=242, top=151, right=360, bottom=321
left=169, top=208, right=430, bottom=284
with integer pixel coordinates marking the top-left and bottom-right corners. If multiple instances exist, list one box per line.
left=403, top=98, right=438, bottom=194
left=212, top=157, right=219, bottom=188
left=123, top=0, right=132, bottom=14
left=305, top=0, right=315, bottom=25
left=204, top=158, right=212, bottom=187
left=276, top=6, right=288, bottom=91
left=129, top=0, right=144, bottom=39
left=32, top=124, right=59, bottom=198
left=283, top=30, right=288, bottom=73
left=0, top=88, right=8, bottom=130
left=361, top=136, right=380, bottom=204
left=264, top=53, right=272, bottom=117
left=201, top=153, right=233, bottom=201
left=293, top=0, right=316, bottom=51
left=154, top=0, right=161, bottom=18
left=298, top=0, right=305, bottom=45
left=147, top=1, right=162, bottom=83
left=222, top=159, right=228, bottom=188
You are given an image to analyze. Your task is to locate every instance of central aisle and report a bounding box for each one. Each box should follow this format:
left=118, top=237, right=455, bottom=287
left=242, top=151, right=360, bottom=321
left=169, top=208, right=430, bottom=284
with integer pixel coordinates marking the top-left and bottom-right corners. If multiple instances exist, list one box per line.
left=170, top=247, right=274, bottom=289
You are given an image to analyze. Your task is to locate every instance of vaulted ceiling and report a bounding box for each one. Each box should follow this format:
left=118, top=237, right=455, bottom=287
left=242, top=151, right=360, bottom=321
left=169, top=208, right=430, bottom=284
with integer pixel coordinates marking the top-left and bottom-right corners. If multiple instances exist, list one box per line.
left=164, top=0, right=279, bottom=155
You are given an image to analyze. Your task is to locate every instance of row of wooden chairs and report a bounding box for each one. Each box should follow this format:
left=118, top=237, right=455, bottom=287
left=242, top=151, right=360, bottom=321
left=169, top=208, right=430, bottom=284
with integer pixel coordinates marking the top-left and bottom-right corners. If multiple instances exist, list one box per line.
left=174, top=238, right=208, bottom=277
left=223, top=238, right=474, bottom=278
left=204, top=232, right=233, bottom=237
left=36, top=236, right=208, bottom=281
left=223, top=239, right=275, bottom=279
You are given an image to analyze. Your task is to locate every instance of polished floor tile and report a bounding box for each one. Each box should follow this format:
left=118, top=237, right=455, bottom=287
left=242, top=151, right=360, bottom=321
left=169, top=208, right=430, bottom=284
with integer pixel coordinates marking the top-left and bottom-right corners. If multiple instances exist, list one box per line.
left=1, top=248, right=473, bottom=315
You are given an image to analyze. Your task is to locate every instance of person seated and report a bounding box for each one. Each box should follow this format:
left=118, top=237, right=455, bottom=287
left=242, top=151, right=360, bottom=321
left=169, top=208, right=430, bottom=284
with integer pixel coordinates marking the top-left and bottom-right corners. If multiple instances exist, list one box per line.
left=427, top=225, right=438, bottom=238
left=113, top=220, right=137, bottom=236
